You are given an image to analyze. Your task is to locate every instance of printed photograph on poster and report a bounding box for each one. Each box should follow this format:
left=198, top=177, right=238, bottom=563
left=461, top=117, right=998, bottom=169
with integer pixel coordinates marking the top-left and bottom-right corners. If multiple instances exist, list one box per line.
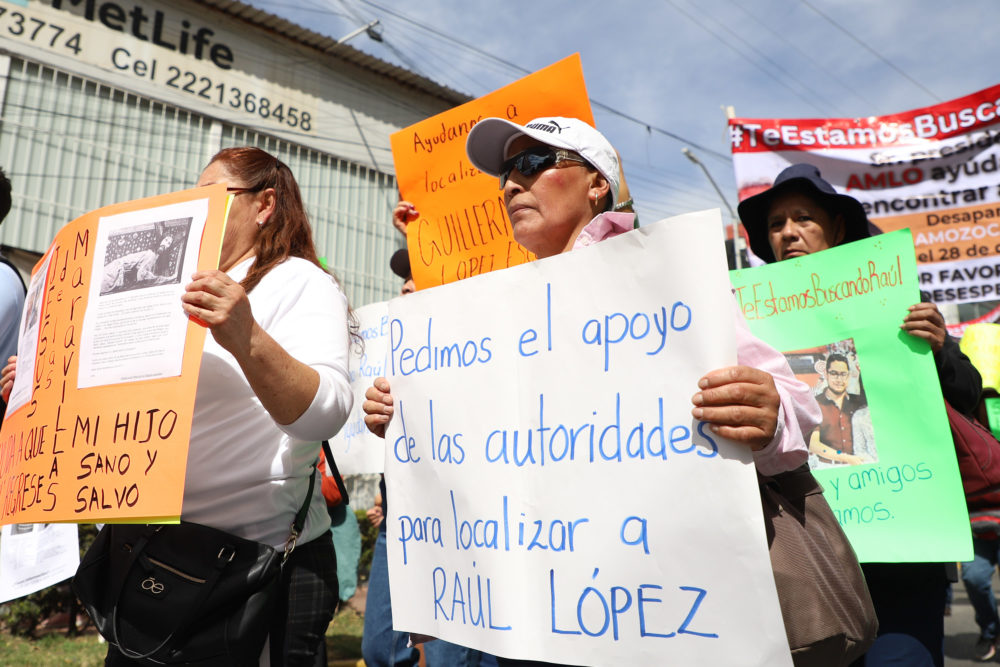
left=78, top=199, right=208, bottom=389
left=783, top=338, right=878, bottom=469
left=4, top=252, right=53, bottom=417
left=21, top=284, right=40, bottom=339
left=99, top=218, right=192, bottom=296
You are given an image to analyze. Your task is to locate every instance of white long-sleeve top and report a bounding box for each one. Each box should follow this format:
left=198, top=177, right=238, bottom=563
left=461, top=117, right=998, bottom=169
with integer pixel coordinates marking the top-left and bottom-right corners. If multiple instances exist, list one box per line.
left=181, top=256, right=353, bottom=549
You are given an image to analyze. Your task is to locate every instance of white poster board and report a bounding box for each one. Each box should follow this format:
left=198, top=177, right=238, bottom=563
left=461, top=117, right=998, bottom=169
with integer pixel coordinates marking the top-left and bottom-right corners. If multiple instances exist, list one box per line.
left=383, top=211, right=793, bottom=666
left=0, top=523, right=79, bottom=603
left=328, top=301, right=392, bottom=474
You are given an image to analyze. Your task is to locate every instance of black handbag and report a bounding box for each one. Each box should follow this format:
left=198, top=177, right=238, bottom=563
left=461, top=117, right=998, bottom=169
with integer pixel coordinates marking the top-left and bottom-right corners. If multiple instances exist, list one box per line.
left=73, top=460, right=320, bottom=665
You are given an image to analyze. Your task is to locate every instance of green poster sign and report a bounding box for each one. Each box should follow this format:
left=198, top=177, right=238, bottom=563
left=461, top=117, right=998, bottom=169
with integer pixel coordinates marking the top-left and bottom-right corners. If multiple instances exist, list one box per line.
left=730, top=230, right=971, bottom=563
left=986, top=397, right=1000, bottom=440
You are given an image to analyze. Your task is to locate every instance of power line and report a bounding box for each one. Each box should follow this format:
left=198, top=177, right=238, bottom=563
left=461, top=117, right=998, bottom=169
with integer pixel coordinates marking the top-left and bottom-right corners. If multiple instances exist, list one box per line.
left=662, top=0, right=830, bottom=117
left=346, top=0, right=734, bottom=161
left=252, top=0, right=352, bottom=19
left=355, top=0, right=527, bottom=78
left=380, top=28, right=493, bottom=94
left=799, top=0, right=942, bottom=103
left=590, top=100, right=731, bottom=162
left=334, top=0, right=428, bottom=76
left=245, top=0, right=740, bottom=172
left=719, top=0, right=881, bottom=111
left=676, top=0, right=855, bottom=116
left=6, top=66, right=727, bottom=210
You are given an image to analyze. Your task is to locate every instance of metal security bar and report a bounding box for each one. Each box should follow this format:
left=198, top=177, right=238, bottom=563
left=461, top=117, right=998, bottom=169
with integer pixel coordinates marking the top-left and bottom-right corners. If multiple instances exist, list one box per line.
left=0, top=57, right=209, bottom=252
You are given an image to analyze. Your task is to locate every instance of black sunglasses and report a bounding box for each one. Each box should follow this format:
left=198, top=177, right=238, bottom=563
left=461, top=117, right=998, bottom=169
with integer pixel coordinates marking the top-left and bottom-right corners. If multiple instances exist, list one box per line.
left=499, top=146, right=588, bottom=188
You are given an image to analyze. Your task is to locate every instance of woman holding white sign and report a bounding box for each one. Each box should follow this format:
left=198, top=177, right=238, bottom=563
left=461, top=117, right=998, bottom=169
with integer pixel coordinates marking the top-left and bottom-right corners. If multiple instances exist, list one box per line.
left=366, top=118, right=819, bottom=473
left=363, top=117, right=823, bottom=666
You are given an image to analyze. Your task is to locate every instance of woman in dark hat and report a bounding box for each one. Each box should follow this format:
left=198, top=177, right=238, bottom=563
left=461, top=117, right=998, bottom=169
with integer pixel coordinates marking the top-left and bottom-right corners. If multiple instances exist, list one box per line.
left=738, top=163, right=976, bottom=380
left=739, top=163, right=873, bottom=264
left=739, top=163, right=983, bottom=666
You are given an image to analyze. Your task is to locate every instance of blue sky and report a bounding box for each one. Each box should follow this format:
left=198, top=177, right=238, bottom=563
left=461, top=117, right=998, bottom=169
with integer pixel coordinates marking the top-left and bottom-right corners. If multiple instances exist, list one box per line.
left=249, top=0, right=997, bottom=226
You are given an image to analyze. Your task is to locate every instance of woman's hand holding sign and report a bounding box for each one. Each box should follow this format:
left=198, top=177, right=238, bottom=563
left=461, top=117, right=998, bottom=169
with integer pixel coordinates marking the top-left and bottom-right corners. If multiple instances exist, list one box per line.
left=181, top=268, right=320, bottom=427
left=1, top=355, right=15, bottom=403
left=182, top=269, right=256, bottom=355
left=691, top=366, right=781, bottom=452
left=363, top=376, right=394, bottom=439
left=392, top=201, right=419, bottom=236
left=901, top=301, right=946, bottom=353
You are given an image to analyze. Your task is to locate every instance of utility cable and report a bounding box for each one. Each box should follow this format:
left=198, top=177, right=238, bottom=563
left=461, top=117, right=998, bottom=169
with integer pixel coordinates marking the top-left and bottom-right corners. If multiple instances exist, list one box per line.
left=676, top=0, right=857, bottom=116
left=349, top=0, right=734, bottom=161
left=720, top=0, right=882, bottom=111
left=799, top=0, right=942, bottom=102
left=663, top=0, right=828, bottom=117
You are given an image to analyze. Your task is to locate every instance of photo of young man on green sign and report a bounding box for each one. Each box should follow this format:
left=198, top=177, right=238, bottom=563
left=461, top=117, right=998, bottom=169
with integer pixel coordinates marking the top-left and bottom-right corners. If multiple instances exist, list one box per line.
left=783, top=341, right=878, bottom=468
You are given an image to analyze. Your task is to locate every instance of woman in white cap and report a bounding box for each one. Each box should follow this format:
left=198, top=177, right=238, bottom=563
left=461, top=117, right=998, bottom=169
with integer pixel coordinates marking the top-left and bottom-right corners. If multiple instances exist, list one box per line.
left=363, top=117, right=821, bottom=666
left=368, top=116, right=818, bottom=469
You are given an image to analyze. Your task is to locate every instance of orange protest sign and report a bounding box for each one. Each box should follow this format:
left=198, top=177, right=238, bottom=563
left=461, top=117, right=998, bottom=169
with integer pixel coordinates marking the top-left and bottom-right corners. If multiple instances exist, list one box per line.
left=390, top=54, right=594, bottom=289
left=0, top=184, right=228, bottom=524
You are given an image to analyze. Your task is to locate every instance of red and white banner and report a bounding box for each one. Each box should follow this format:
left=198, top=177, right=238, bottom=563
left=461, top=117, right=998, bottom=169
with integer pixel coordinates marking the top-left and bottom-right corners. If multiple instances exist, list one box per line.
left=730, top=83, right=1000, bottom=332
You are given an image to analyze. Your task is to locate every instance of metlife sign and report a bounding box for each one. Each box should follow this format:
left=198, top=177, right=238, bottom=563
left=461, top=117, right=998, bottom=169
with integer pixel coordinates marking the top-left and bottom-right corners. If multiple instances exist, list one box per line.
left=48, top=0, right=237, bottom=70
left=0, top=0, right=384, bottom=163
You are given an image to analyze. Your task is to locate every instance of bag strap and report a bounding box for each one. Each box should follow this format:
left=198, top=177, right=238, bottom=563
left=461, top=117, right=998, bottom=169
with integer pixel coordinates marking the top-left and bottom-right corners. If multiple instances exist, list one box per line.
left=282, top=440, right=348, bottom=560
left=322, top=440, right=350, bottom=506
left=283, top=457, right=319, bottom=562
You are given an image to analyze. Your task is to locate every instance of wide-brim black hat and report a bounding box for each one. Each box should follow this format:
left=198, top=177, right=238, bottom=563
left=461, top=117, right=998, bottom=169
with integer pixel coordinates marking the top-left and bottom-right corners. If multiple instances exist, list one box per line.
left=737, top=163, right=872, bottom=264
left=390, top=248, right=411, bottom=280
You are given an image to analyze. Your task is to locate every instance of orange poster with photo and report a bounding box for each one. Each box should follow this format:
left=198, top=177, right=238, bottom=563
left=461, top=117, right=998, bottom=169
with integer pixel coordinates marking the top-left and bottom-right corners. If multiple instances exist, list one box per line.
left=390, top=54, right=594, bottom=289
left=0, top=184, right=228, bottom=525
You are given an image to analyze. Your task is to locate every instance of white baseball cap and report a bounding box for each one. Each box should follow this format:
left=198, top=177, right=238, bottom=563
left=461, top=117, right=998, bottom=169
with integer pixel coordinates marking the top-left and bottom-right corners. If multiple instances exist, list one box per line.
left=465, top=116, right=620, bottom=211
